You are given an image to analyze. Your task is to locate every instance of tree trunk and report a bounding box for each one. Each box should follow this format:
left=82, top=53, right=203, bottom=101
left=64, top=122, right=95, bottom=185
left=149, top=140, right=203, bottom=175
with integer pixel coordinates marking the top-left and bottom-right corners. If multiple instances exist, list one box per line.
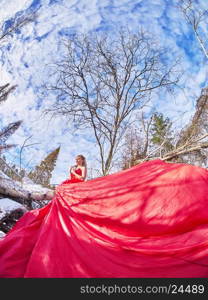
left=0, top=177, right=54, bottom=205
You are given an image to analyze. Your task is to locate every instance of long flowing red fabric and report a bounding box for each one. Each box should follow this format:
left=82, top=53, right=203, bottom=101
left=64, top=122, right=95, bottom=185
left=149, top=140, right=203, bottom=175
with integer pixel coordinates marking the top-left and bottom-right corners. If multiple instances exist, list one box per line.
left=0, top=159, right=208, bottom=278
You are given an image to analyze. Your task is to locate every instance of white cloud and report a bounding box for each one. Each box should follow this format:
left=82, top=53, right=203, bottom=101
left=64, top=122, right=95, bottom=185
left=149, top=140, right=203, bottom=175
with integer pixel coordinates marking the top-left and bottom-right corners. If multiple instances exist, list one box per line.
left=0, top=0, right=33, bottom=21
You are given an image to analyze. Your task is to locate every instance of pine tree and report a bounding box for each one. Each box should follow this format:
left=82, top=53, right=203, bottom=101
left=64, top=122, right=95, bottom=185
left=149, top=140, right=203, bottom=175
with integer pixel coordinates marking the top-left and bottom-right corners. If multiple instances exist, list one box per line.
left=28, top=146, right=60, bottom=187
left=0, top=156, right=22, bottom=181
left=0, top=83, right=17, bottom=104
left=150, top=112, right=173, bottom=153
left=119, top=112, right=174, bottom=169
left=0, top=120, right=22, bottom=152
left=0, top=121, right=24, bottom=181
left=0, top=84, right=21, bottom=153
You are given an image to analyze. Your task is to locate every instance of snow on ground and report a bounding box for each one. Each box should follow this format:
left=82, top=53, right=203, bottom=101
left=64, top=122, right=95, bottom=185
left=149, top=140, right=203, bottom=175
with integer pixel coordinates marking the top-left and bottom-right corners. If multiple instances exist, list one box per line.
left=0, top=168, right=51, bottom=194
left=0, top=170, right=10, bottom=179
left=0, top=174, right=52, bottom=197
left=0, top=198, right=27, bottom=212
left=22, top=177, right=52, bottom=193
left=0, top=231, right=6, bottom=239
left=0, top=197, right=27, bottom=235
left=0, top=173, right=52, bottom=222
left=0, top=206, right=6, bottom=219
left=0, top=197, right=27, bottom=219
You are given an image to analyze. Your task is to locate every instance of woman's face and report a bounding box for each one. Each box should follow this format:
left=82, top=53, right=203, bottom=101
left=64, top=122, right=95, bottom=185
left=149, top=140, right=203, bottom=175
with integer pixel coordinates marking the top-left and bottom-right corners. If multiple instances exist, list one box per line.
left=75, top=156, right=83, bottom=166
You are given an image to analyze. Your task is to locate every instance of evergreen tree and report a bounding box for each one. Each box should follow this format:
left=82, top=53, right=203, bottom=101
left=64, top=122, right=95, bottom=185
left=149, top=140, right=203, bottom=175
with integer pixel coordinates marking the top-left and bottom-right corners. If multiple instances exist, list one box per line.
left=120, top=112, right=174, bottom=169
left=0, top=156, right=22, bottom=181
left=0, top=120, right=22, bottom=152
left=0, top=83, right=17, bottom=104
left=28, top=146, right=60, bottom=187
left=0, top=120, right=23, bottom=181
left=150, top=112, right=173, bottom=153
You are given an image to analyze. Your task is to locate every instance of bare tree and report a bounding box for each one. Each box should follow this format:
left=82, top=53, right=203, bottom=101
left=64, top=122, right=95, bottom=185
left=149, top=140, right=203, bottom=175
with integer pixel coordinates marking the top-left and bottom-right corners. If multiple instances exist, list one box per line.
left=131, top=88, right=208, bottom=167
left=44, top=30, right=180, bottom=175
left=173, top=87, right=208, bottom=166
left=120, top=112, right=155, bottom=170
left=0, top=9, right=38, bottom=44
left=18, top=135, right=40, bottom=175
left=178, top=0, right=208, bottom=60
left=120, top=127, right=142, bottom=170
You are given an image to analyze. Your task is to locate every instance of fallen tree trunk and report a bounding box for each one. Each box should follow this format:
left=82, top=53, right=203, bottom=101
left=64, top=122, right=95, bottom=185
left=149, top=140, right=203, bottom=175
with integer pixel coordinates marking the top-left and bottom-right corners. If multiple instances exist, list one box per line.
left=161, top=142, right=208, bottom=161
left=0, top=176, right=54, bottom=206
left=135, top=141, right=208, bottom=165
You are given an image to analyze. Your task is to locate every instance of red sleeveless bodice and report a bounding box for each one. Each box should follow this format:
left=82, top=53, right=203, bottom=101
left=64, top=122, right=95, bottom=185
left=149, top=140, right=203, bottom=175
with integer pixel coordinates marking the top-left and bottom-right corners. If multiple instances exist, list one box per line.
left=61, top=167, right=83, bottom=185
left=70, top=168, right=82, bottom=180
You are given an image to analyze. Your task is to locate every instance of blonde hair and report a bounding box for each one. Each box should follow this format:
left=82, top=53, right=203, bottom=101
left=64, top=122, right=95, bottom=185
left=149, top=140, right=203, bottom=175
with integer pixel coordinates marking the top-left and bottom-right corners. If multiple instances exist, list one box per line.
left=76, top=154, right=87, bottom=167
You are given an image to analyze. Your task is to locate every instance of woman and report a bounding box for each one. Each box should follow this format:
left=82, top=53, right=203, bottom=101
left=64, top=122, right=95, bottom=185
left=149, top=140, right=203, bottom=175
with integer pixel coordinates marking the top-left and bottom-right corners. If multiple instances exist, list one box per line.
left=31, top=155, right=87, bottom=200
left=61, top=154, right=87, bottom=184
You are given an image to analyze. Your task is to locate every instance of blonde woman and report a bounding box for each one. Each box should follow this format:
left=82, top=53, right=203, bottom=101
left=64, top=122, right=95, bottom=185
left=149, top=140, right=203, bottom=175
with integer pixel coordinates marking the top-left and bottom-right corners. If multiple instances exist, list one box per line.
left=31, top=154, right=87, bottom=200
left=62, top=154, right=87, bottom=184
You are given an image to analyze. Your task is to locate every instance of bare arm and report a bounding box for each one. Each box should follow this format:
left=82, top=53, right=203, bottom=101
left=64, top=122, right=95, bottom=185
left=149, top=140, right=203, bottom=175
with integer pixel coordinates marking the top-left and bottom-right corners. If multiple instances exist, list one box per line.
left=81, top=166, right=87, bottom=180
left=69, top=165, right=76, bottom=178
left=71, top=166, right=87, bottom=180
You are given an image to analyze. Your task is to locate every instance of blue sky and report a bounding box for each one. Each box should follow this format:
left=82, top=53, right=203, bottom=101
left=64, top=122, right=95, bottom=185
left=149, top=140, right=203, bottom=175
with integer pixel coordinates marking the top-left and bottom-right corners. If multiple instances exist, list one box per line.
left=0, top=0, right=207, bottom=183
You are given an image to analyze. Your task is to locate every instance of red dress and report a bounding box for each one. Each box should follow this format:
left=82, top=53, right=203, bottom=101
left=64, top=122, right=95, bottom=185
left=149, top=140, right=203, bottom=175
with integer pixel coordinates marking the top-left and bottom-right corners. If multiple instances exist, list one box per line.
left=1, top=159, right=208, bottom=278
left=61, top=168, right=84, bottom=184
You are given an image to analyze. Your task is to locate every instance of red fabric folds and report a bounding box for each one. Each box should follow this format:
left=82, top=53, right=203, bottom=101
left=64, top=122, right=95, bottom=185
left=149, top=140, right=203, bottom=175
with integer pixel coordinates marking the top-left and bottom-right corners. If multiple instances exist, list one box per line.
left=61, top=168, right=84, bottom=185
left=0, top=159, right=208, bottom=278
